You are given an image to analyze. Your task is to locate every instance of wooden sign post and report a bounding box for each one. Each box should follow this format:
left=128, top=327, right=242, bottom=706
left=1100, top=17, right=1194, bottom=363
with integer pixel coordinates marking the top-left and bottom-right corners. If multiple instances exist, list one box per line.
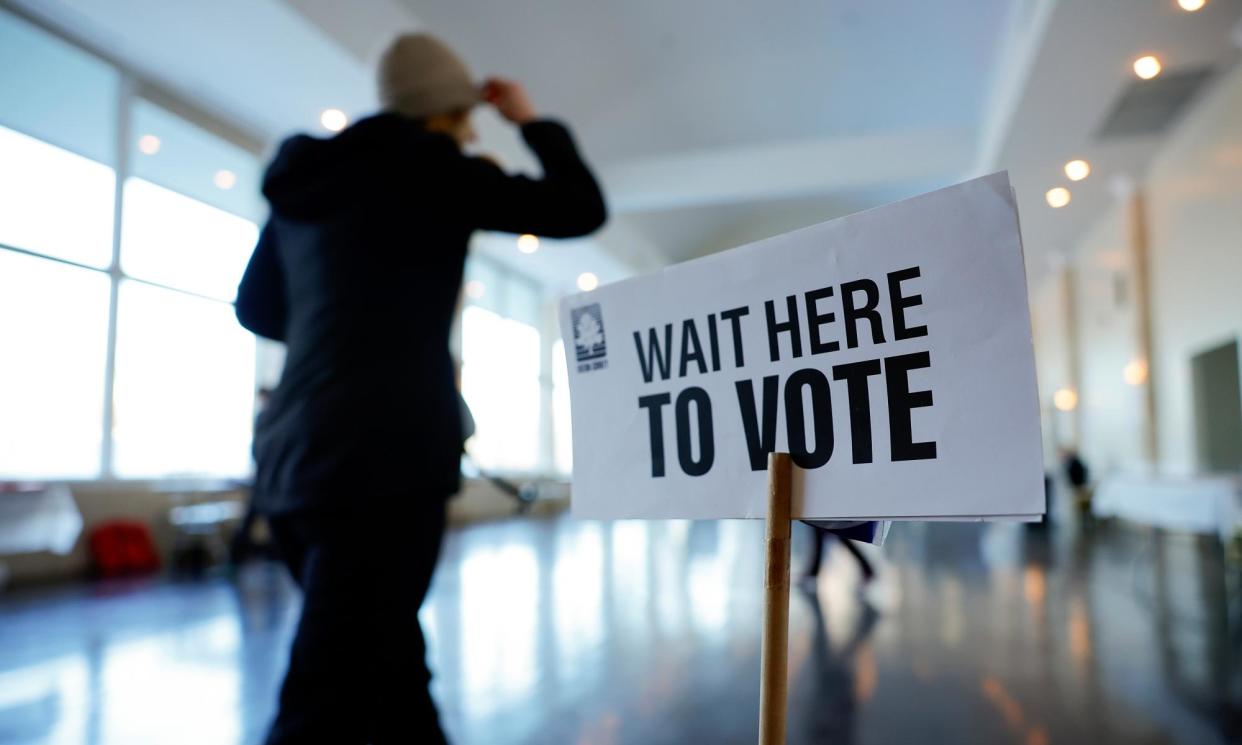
left=758, top=452, right=792, bottom=744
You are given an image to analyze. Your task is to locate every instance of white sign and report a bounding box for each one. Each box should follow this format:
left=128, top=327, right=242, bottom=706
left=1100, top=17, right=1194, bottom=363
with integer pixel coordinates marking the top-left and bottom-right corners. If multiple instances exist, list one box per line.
left=559, top=172, right=1043, bottom=521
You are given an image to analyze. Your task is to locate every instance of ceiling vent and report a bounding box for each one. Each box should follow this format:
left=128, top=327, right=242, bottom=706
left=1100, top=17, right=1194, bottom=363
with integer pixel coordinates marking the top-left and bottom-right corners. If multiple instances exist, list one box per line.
left=1096, top=68, right=1214, bottom=139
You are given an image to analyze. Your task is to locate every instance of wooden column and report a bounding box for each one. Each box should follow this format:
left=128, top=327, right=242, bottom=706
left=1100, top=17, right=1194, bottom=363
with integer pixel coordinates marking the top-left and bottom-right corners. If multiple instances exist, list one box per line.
left=758, top=452, right=792, bottom=745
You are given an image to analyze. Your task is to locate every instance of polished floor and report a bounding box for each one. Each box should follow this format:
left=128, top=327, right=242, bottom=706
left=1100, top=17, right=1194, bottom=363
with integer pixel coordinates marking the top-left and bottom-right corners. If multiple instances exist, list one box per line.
left=0, top=512, right=1238, bottom=744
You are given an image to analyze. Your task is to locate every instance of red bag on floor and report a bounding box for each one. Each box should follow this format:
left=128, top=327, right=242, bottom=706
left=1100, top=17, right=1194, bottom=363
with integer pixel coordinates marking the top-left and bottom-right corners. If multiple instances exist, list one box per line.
left=89, top=520, right=160, bottom=577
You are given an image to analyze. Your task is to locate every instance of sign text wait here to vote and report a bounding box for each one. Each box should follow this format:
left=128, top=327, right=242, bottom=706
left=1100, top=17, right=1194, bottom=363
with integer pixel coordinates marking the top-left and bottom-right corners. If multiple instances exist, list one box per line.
left=630, top=265, right=937, bottom=478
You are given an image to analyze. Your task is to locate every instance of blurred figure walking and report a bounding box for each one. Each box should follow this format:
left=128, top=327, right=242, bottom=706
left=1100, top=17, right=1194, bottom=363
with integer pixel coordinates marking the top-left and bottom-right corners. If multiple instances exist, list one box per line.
left=1061, top=447, right=1092, bottom=519
left=236, top=33, right=606, bottom=745
left=801, top=523, right=876, bottom=592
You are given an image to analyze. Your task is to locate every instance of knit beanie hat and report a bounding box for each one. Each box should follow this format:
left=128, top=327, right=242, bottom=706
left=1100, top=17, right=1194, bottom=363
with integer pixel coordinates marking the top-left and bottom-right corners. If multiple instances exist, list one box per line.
left=378, top=33, right=479, bottom=119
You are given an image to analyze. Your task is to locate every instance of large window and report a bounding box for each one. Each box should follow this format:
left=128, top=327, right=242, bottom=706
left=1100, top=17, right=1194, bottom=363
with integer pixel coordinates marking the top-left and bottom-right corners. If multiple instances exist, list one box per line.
left=111, top=282, right=256, bottom=478
left=0, top=7, right=262, bottom=480
left=119, top=178, right=258, bottom=302
left=0, top=252, right=111, bottom=478
left=460, top=257, right=546, bottom=474
left=551, top=339, right=573, bottom=475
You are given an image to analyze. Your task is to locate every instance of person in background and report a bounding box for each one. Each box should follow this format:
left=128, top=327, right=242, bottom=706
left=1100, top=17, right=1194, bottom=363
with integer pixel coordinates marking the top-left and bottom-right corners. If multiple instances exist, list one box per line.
left=1061, top=447, right=1092, bottom=519
left=234, top=33, right=606, bottom=745
left=229, top=386, right=274, bottom=566
left=801, top=522, right=877, bottom=592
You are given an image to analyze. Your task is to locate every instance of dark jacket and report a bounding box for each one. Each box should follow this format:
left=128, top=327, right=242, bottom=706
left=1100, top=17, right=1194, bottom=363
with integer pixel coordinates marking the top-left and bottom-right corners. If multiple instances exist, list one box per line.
left=236, top=114, right=606, bottom=514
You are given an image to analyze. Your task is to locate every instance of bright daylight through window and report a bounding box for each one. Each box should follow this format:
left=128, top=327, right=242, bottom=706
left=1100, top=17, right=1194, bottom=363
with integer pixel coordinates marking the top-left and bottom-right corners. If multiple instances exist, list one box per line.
left=1, top=6, right=574, bottom=484
left=0, top=125, right=115, bottom=268
left=0, top=8, right=262, bottom=480
left=112, top=280, right=256, bottom=478
left=0, top=251, right=111, bottom=478
left=459, top=256, right=560, bottom=475
left=461, top=294, right=542, bottom=472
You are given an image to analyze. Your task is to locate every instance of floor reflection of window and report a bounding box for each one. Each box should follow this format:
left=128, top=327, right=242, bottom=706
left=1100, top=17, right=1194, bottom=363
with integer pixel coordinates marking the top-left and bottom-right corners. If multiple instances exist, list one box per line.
left=0, top=654, right=90, bottom=744
left=459, top=542, right=539, bottom=728
left=654, top=521, right=690, bottom=637
left=687, top=524, right=734, bottom=642
left=553, top=522, right=604, bottom=680
left=100, top=617, right=242, bottom=745
left=610, top=521, right=651, bottom=633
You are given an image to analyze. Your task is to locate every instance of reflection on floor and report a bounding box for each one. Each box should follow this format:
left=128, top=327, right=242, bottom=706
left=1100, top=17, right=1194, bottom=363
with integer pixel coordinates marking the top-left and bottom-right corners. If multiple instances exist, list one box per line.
left=0, top=516, right=1238, bottom=744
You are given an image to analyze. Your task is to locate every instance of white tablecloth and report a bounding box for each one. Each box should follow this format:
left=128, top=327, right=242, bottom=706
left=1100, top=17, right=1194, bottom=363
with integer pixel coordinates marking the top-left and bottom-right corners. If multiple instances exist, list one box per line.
left=1092, top=473, right=1242, bottom=540
left=0, top=484, right=83, bottom=555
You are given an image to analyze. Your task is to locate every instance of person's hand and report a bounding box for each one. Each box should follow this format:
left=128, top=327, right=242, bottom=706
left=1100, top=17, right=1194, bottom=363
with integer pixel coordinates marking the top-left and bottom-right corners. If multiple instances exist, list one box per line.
left=481, top=78, right=538, bottom=125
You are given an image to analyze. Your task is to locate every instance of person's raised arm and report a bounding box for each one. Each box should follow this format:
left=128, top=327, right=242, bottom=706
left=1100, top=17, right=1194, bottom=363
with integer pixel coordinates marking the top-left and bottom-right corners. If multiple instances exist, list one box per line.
left=458, top=78, right=607, bottom=238
left=235, top=222, right=287, bottom=342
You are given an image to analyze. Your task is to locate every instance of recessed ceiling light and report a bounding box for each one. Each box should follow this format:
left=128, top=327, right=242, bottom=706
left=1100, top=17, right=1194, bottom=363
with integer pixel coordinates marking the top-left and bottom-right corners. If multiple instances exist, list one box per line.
left=137, top=134, right=161, bottom=155
left=465, top=280, right=485, bottom=299
left=1045, top=187, right=1071, bottom=208
left=213, top=169, right=237, bottom=190
left=1133, top=55, right=1162, bottom=80
left=1053, top=388, right=1078, bottom=411
left=517, top=234, right=540, bottom=254
left=577, top=272, right=599, bottom=292
left=320, top=108, right=348, bottom=132
left=1064, top=159, right=1091, bottom=181
left=1177, top=0, right=1206, bottom=11
left=1123, top=359, right=1148, bottom=385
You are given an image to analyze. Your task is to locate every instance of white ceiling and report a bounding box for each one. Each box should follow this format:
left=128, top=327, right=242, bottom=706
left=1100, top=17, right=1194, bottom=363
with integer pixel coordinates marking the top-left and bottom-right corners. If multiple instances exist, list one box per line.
left=9, top=0, right=1241, bottom=294
left=392, top=0, right=1013, bottom=161
left=982, top=0, right=1242, bottom=283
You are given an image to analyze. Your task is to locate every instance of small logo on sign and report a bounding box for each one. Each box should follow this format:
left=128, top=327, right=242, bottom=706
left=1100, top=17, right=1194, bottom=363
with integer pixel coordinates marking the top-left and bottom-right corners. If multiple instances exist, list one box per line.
left=572, top=304, right=608, bottom=372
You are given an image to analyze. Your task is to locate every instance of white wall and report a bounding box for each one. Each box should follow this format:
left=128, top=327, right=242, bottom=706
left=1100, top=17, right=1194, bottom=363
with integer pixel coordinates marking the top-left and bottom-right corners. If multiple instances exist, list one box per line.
left=1145, top=63, right=1242, bottom=474
left=1028, top=61, right=1242, bottom=479
left=1071, top=204, right=1146, bottom=474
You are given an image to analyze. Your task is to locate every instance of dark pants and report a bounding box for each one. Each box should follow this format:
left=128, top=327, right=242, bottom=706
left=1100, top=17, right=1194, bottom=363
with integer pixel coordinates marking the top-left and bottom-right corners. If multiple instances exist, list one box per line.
left=265, top=500, right=449, bottom=745
left=804, top=525, right=874, bottom=581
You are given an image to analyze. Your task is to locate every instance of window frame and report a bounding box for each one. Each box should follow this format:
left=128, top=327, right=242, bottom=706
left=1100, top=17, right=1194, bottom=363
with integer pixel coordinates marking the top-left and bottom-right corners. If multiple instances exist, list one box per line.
left=2, top=6, right=577, bottom=484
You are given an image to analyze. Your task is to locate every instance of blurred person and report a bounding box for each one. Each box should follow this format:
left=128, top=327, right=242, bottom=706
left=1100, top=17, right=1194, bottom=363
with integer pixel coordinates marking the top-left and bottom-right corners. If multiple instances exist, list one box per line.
left=229, top=386, right=275, bottom=565
left=800, top=522, right=876, bottom=592
left=235, top=33, right=606, bottom=745
left=1061, top=447, right=1091, bottom=518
